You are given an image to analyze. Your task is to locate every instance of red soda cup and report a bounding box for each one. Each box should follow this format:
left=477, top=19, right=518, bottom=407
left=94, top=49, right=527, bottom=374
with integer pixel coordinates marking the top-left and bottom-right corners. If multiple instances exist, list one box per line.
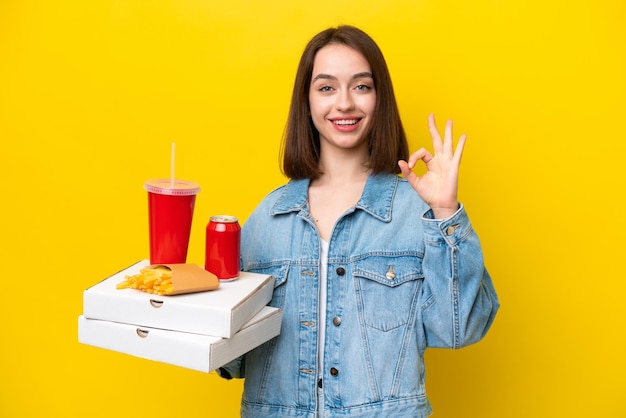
left=205, top=215, right=240, bottom=281
left=144, top=179, right=200, bottom=264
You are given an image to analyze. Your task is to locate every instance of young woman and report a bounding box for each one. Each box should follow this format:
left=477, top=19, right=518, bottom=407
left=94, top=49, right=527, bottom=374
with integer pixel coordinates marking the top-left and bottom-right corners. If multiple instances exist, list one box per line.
left=220, top=25, right=499, bottom=418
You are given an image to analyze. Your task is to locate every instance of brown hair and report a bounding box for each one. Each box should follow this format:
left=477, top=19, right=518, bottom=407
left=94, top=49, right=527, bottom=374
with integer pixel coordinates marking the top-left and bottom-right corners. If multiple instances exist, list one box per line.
left=281, top=25, right=408, bottom=179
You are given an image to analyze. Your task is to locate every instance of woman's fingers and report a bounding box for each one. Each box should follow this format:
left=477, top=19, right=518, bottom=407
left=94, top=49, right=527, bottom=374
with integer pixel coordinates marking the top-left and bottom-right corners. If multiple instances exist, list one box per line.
left=443, top=119, right=454, bottom=156
left=453, top=133, right=467, bottom=163
left=428, top=114, right=444, bottom=154
left=406, top=148, right=433, bottom=169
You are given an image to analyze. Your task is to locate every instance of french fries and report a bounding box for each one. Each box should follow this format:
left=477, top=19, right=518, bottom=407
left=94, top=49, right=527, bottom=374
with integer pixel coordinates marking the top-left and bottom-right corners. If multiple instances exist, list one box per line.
left=116, top=266, right=176, bottom=295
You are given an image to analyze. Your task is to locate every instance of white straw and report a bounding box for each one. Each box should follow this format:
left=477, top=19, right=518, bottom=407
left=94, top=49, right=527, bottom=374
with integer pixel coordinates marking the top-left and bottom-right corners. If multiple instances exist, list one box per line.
left=170, top=142, right=176, bottom=188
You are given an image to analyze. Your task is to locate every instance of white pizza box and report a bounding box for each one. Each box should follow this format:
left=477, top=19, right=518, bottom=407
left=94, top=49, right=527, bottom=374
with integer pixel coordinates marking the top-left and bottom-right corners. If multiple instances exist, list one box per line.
left=83, top=260, right=274, bottom=338
left=78, top=306, right=282, bottom=373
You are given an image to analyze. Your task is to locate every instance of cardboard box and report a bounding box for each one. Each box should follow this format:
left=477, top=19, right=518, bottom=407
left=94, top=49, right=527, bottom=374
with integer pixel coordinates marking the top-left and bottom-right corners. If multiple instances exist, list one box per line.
left=83, top=260, right=274, bottom=338
left=78, top=306, right=282, bottom=373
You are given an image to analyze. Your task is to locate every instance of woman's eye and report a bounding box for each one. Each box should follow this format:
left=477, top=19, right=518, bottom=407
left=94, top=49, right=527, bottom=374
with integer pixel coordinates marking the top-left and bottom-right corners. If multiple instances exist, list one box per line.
left=355, top=84, right=371, bottom=91
left=319, top=86, right=333, bottom=92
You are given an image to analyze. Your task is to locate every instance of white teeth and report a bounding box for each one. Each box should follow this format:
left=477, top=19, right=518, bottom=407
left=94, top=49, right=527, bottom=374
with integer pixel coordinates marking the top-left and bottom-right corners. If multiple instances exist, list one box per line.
left=333, top=119, right=358, bottom=125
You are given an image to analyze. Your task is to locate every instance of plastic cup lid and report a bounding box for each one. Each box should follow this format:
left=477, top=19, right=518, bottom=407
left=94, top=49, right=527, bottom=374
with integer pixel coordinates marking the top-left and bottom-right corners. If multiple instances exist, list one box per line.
left=144, top=179, right=201, bottom=196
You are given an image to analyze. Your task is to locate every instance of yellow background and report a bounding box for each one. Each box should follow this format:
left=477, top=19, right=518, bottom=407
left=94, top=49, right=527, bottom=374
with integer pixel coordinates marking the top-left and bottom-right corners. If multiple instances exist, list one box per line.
left=1, top=1, right=624, bottom=417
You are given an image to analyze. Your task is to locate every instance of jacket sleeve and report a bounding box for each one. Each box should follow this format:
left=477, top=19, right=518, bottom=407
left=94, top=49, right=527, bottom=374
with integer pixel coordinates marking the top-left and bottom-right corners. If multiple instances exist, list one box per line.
left=216, top=356, right=245, bottom=379
left=420, top=204, right=499, bottom=349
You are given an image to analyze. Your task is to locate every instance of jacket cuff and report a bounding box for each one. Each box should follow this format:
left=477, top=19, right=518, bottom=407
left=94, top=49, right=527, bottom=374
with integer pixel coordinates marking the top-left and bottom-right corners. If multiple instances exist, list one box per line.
left=421, top=203, right=472, bottom=246
left=216, top=356, right=245, bottom=379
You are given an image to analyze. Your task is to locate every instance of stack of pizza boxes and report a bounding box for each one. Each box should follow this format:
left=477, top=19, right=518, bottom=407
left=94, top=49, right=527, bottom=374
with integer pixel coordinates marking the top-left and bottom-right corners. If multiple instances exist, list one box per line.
left=78, top=260, right=281, bottom=373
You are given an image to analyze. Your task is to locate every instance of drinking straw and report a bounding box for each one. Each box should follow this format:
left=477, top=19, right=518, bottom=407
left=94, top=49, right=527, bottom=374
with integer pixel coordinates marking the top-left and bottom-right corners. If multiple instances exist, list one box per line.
left=170, top=142, right=176, bottom=188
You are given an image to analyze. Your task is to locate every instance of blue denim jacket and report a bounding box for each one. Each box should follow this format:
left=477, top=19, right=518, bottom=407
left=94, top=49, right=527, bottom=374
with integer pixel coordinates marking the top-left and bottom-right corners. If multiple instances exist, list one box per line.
left=226, top=173, right=499, bottom=418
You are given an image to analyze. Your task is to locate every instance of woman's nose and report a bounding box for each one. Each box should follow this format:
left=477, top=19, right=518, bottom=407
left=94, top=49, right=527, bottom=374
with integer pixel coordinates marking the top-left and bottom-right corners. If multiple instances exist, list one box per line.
left=335, top=90, right=355, bottom=111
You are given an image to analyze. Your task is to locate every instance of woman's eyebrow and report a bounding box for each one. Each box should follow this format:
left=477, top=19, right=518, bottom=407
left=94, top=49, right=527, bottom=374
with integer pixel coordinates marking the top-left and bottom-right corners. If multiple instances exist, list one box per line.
left=312, top=72, right=373, bottom=82
left=352, top=72, right=373, bottom=80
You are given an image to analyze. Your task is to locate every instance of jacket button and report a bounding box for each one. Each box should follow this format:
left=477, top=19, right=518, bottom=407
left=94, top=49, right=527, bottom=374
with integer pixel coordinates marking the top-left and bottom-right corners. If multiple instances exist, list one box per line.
left=445, top=225, right=459, bottom=236
left=330, top=367, right=339, bottom=377
left=336, top=267, right=346, bottom=276
left=332, top=317, right=341, bottom=326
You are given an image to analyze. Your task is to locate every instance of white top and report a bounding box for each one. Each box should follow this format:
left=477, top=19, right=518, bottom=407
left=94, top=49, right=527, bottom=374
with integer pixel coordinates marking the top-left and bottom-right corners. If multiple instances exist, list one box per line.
left=317, top=239, right=329, bottom=416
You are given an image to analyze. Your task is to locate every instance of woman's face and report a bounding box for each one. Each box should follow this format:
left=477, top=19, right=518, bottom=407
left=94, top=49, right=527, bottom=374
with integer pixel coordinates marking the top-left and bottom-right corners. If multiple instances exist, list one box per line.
left=309, top=44, right=376, bottom=154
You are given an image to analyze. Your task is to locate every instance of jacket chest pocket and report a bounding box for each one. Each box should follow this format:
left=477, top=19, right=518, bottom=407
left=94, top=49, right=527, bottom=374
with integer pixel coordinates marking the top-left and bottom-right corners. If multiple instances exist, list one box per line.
left=245, top=263, right=290, bottom=310
left=353, top=256, right=424, bottom=332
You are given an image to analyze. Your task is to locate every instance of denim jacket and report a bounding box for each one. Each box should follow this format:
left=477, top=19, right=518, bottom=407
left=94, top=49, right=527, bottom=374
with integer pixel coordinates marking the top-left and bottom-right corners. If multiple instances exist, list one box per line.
left=224, top=173, right=499, bottom=418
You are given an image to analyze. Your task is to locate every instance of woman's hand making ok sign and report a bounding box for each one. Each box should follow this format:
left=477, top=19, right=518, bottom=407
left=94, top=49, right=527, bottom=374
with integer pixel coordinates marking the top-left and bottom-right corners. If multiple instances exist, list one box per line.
left=398, top=114, right=466, bottom=219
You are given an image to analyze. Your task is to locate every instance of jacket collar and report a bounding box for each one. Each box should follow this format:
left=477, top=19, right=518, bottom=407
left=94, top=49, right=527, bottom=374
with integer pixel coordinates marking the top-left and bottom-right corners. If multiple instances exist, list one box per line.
left=270, top=173, right=398, bottom=222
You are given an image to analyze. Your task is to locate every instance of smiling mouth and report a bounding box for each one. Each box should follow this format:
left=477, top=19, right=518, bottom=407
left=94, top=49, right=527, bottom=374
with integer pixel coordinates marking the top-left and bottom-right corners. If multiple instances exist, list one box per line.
left=332, top=119, right=360, bottom=125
